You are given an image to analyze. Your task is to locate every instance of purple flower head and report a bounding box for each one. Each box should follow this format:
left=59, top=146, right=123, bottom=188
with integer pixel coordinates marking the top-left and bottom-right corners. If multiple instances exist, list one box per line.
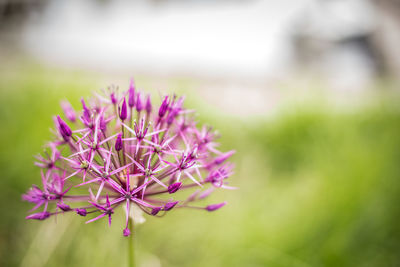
left=23, top=80, right=235, bottom=237
left=119, top=98, right=128, bottom=121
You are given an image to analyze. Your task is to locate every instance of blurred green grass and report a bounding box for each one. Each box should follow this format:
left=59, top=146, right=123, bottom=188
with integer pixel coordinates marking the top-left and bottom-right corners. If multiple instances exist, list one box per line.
left=1, top=64, right=400, bottom=267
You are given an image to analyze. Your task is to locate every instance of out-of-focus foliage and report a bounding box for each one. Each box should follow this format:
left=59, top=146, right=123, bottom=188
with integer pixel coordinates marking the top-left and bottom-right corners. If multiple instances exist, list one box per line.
left=0, top=65, right=399, bottom=267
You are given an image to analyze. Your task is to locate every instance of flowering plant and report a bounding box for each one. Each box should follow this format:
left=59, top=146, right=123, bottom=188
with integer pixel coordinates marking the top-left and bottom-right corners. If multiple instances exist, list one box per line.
left=22, top=80, right=235, bottom=263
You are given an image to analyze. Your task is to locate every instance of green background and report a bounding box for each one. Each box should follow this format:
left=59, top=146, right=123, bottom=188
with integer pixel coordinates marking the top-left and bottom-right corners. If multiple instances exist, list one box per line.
left=1, top=62, right=400, bottom=267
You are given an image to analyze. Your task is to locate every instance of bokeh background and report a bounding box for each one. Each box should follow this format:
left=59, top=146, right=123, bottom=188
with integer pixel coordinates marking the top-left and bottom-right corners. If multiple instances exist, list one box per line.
left=1, top=0, right=400, bottom=266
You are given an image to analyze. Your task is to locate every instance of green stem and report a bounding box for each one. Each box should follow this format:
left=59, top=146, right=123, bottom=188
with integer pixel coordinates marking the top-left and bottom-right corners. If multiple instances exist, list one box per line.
left=128, top=218, right=135, bottom=267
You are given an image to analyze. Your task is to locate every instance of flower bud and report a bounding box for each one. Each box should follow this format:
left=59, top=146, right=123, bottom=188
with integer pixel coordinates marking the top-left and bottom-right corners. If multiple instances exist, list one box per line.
left=123, top=228, right=131, bottom=237
left=119, top=98, right=127, bottom=121
left=26, top=212, right=50, bottom=220
left=57, top=202, right=71, bottom=211
left=163, top=201, right=179, bottom=211
left=151, top=207, right=162, bottom=215
left=128, top=79, right=135, bottom=108
left=57, top=115, right=72, bottom=139
left=81, top=98, right=91, bottom=121
left=110, top=92, right=117, bottom=105
left=99, top=115, right=107, bottom=131
left=168, top=182, right=182, bottom=194
left=61, top=101, right=76, bottom=122
left=214, top=150, right=235, bottom=165
left=115, top=133, right=123, bottom=151
left=206, top=202, right=227, bottom=211
left=158, top=96, right=169, bottom=117
left=166, top=111, right=175, bottom=124
left=199, top=188, right=214, bottom=199
left=136, top=93, right=143, bottom=112
left=186, top=189, right=200, bottom=202
left=145, top=94, right=152, bottom=114
left=76, top=208, right=87, bottom=216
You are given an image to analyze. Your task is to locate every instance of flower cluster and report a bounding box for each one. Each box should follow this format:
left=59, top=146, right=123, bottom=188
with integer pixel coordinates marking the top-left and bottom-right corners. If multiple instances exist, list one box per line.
left=23, top=80, right=235, bottom=236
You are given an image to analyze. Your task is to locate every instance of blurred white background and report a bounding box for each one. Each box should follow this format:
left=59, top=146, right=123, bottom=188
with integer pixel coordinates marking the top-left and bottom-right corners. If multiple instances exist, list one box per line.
left=1, top=0, right=399, bottom=114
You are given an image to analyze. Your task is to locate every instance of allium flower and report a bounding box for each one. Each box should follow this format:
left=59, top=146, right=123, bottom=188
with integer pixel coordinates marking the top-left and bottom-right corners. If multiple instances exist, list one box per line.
left=23, top=80, right=235, bottom=237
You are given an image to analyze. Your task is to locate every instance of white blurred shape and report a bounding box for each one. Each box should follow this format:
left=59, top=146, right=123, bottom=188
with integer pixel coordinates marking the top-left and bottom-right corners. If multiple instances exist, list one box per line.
left=22, top=0, right=307, bottom=80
